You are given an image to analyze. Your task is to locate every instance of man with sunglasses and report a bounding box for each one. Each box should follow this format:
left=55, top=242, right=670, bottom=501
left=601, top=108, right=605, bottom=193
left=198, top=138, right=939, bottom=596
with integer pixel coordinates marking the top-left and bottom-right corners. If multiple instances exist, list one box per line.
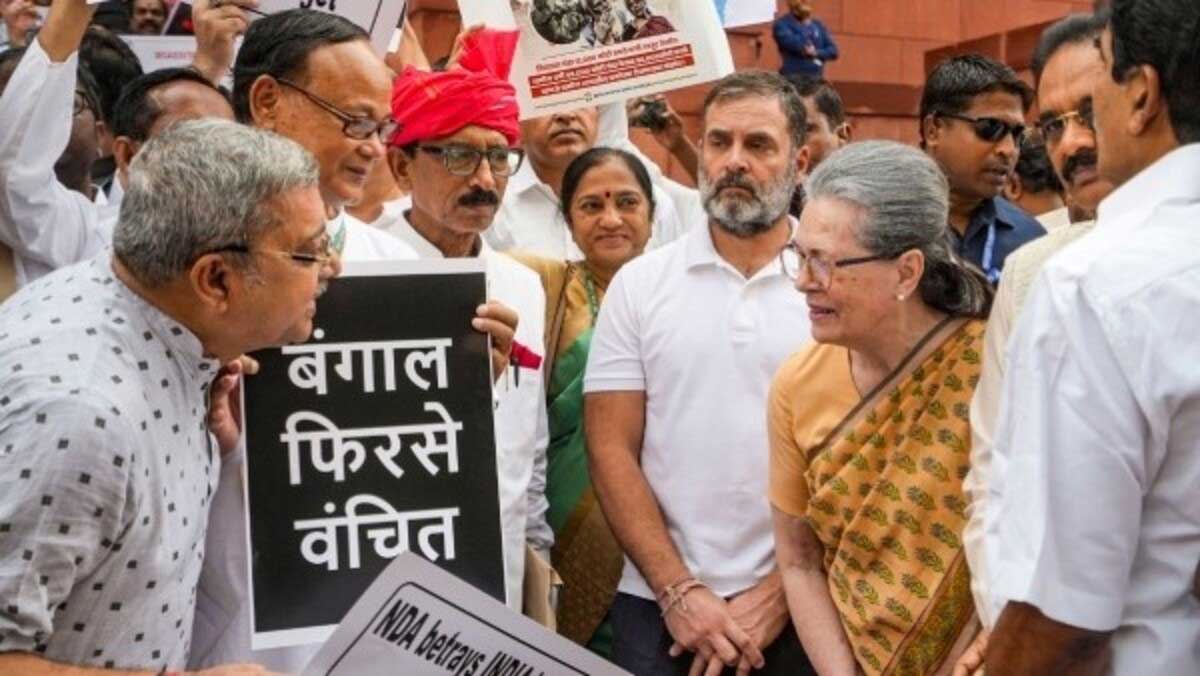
left=920, top=54, right=1044, bottom=285
left=983, top=0, right=1200, bottom=672
left=955, top=13, right=1115, bottom=674
left=384, top=29, right=553, bottom=627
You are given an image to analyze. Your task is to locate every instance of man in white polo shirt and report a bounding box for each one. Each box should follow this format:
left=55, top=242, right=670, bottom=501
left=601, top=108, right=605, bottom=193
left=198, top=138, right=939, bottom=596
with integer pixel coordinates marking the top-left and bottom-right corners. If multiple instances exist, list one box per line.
left=585, top=71, right=815, bottom=675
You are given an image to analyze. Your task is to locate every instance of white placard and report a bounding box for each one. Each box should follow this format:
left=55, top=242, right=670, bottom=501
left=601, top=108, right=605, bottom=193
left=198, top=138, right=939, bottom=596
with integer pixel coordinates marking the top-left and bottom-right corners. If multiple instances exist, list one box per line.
left=716, top=0, right=777, bottom=28
left=460, top=0, right=734, bottom=120
left=120, top=0, right=404, bottom=75
left=302, top=553, right=628, bottom=676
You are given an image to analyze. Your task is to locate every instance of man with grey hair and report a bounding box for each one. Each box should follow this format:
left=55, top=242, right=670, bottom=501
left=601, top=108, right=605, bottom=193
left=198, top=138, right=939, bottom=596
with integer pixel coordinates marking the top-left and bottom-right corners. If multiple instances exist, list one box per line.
left=585, top=70, right=814, bottom=675
left=0, top=118, right=331, bottom=675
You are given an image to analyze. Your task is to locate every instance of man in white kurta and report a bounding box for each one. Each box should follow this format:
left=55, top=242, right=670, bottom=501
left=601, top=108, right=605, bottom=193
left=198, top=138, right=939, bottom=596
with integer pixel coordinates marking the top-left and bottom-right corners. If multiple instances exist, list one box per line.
left=983, top=14, right=1200, bottom=672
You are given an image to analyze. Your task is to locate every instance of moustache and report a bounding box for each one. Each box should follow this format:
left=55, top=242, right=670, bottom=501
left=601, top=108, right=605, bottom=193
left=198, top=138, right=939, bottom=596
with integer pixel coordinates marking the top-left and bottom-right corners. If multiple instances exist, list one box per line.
left=1063, top=149, right=1098, bottom=184
left=712, top=174, right=761, bottom=199
left=458, top=189, right=500, bottom=208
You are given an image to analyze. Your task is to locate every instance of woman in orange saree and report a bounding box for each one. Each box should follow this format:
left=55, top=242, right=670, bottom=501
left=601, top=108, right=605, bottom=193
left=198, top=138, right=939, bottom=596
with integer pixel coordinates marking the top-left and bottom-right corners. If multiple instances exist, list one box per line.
left=769, top=142, right=993, bottom=675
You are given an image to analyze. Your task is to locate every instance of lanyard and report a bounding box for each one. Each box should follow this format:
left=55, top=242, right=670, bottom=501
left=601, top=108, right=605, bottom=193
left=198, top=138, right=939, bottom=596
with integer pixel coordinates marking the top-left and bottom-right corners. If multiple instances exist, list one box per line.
left=980, top=221, right=1000, bottom=285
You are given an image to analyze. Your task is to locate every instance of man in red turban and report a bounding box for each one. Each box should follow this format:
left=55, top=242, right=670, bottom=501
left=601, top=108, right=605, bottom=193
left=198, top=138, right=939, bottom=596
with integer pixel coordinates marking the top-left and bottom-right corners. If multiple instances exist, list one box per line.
left=380, top=28, right=556, bottom=624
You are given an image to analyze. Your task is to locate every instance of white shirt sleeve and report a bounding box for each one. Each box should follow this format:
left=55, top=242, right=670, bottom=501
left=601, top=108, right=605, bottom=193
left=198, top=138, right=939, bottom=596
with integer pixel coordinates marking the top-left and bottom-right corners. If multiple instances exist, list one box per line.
left=0, top=38, right=109, bottom=270
left=583, top=264, right=646, bottom=393
left=524, top=376, right=553, bottom=551
left=988, top=273, right=1148, bottom=632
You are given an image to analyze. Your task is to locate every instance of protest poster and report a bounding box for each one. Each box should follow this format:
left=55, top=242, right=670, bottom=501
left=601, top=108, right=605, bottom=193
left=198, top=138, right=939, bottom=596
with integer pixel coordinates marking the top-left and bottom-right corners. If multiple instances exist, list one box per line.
left=303, top=553, right=629, bottom=676
left=242, top=259, right=506, bottom=650
left=714, top=0, right=778, bottom=28
left=119, top=0, right=405, bottom=74
left=458, top=0, right=734, bottom=119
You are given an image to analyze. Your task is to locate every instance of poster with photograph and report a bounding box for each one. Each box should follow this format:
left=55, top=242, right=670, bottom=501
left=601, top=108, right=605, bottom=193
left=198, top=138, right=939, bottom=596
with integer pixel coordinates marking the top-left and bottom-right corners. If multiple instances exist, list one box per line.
left=241, top=260, right=505, bottom=651
left=460, top=0, right=734, bottom=119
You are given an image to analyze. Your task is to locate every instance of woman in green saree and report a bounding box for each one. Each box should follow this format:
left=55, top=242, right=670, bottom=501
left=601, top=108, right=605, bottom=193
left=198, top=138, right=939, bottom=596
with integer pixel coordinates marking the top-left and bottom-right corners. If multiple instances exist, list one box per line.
left=769, top=142, right=993, bottom=675
left=513, top=147, right=656, bottom=655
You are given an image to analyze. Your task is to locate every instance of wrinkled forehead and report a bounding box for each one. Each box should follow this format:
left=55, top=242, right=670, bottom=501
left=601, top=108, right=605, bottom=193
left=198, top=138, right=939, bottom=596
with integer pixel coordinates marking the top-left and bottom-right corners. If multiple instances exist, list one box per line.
left=1037, top=42, right=1104, bottom=116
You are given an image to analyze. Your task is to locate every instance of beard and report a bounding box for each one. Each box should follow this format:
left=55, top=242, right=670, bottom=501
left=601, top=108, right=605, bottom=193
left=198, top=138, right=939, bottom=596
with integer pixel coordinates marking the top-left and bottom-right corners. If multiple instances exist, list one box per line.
left=699, top=161, right=798, bottom=238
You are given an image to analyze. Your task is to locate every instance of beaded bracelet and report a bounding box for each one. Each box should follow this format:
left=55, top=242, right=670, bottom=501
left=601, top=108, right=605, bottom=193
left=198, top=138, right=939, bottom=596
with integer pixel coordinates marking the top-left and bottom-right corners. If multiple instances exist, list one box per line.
left=657, top=577, right=707, bottom=617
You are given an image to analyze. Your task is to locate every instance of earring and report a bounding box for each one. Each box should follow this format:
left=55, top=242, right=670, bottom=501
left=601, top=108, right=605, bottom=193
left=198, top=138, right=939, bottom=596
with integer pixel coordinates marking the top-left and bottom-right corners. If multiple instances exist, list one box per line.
left=896, top=294, right=906, bottom=301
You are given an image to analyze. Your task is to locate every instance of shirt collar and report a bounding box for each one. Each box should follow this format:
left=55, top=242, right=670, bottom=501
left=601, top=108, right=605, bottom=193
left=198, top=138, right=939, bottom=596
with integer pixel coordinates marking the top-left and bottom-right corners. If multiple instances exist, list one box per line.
left=685, top=218, right=796, bottom=279
left=1098, top=143, right=1200, bottom=226
left=509, top=159, right=545, bottom=198
left=104, top=256, right=220, bottom=382
left=390, top=210, right=487, bottom=259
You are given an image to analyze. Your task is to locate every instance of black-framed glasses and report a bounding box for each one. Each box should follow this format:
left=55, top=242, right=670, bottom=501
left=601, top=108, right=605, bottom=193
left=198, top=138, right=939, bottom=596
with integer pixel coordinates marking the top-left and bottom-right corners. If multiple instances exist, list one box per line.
left=939, top=112, right=1026, bottom=145
left=276, top=77, right=399, bottom=142
left=1034, top=99, right=1094, bottom=147
left=418, top=144, right=526, bottom=178
left=210, top=234, right=335, bottom=268
left=780, top=241, right=898, bottom=288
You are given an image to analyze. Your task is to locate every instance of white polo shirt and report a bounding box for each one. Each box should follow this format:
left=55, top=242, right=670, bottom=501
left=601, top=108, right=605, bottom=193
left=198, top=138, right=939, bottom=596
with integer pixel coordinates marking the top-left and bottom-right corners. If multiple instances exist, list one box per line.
left=584, top=223, right=812, bottom=599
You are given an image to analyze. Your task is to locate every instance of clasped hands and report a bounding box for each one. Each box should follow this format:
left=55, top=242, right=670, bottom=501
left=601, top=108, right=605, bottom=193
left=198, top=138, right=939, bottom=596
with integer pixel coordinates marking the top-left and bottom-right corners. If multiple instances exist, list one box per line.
left=663, top=575, right=789, bottom=676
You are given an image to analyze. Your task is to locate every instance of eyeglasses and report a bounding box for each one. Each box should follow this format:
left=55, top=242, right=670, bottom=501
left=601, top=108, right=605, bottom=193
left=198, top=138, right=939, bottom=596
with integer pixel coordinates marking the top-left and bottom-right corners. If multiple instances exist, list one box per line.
left=1034, top=100, right=1094, bottom=147
left=780, top=241, right=898, bottom=288
left=939, top=112, right=1026, bottom=145
left=211, top=234, right=335, bottom=268
left=276, top=78, right=400, bottom=142
left=418, top=145, right=526, bottom=178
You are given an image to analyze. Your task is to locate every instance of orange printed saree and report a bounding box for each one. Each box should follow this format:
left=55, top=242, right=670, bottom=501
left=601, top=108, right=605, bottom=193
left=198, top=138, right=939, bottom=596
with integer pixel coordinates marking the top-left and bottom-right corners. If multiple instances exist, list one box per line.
left=770, top=319, right=985, bottom=675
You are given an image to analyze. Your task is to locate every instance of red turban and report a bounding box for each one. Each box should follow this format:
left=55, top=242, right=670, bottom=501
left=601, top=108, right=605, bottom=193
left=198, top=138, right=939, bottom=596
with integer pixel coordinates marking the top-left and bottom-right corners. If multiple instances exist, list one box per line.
left=389, top=29, right=522, bottom=148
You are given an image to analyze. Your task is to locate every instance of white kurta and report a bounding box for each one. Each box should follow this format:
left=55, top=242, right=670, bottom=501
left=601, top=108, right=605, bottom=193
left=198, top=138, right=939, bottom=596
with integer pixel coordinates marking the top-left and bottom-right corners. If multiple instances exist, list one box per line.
left=986, top=144, right=1200, bottom=674
left=381, top=211, right=552, bottom=612
left=0, top=38, right=117, bottom=288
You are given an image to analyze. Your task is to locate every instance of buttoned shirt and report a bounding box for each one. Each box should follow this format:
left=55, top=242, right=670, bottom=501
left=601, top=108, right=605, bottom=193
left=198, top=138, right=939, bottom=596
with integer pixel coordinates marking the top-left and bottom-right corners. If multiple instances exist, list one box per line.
left=486, top=157, right=688, bottom=260
left=383, top=211, right=552, bottom=610
left=584, top=223, right=812, bottom=599
left=962, top=219, right=1095, bottom=629
left=0, top=254, right=220, bottom=671
left=951, top=196, right=1045, bottom=284
left=0, top=39, right=117, bottom=289
left=986, top=144, right=1200, bottom=673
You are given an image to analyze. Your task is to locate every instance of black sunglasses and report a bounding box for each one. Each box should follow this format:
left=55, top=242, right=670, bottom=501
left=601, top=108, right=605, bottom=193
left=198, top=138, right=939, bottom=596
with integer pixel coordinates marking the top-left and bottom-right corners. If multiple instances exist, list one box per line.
left=939, top=112, right=1026, bottom=145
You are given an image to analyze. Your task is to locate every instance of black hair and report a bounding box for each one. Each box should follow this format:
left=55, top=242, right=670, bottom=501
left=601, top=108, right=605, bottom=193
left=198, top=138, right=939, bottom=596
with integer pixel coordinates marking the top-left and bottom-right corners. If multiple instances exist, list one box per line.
left=76, top=64, right=104, bottom=122
left=1109, top=0, right=1200, bottom=144
left=80, top=26, right=145, bottom=124
left=703, top=70, right=808, bottom=149
left=784, top=74, right=846, bottom=127
left=233, top=9, right=369, bottom=123
left=1032, top=13, right=1107, bottom=84
left=560, top=147, right=657, bottom=228
left=111, top=68, right=228, bottom=141
left=0, top=48, right=26, bottom=94
left=1013, top=139, right=1063, bottom=195
left=919, top=54, right=1035, bottom=143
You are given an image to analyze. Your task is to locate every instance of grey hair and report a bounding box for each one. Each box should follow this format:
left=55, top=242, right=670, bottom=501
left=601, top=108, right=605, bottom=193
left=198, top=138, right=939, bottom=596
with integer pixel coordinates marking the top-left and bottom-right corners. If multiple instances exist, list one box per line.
left=805, top=140, right=993, bottom=318
left=113, top=118, right=320, bottom=287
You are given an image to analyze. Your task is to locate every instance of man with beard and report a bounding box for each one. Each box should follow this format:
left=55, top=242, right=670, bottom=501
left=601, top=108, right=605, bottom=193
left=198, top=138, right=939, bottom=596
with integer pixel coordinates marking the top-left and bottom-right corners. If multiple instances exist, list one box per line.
left=585, top=71, right=814, bottom=675
left=957, top=12, right=1115, bottom=671
left=920, top=55, right=1044, bottom=284
left=488, top=105, right=687, bottom=259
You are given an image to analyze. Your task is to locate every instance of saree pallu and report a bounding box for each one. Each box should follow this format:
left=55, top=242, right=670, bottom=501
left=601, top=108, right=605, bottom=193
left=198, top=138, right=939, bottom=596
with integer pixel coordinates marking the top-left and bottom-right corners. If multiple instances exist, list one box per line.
left=519, top=257, right=624, bottom=654
left=806, top=320, right=985, bottom=675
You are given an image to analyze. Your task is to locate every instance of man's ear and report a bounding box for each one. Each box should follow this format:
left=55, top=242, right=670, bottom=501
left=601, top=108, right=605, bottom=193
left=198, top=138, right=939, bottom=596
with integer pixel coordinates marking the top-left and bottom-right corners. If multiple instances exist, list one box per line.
left=836, top=121, right=852, bottom=146
left=248, top=75, right=284, bottom=131
left=112, top=136, right=140, bottom=186
left=1126, top=64, right=1163, bottom=138
left=94, top=119, right=114, bottom=156
left=1003, top=172, right=1023, bottom=202
left=921, top=114, right=941, bottom=150
left=794, top=144, right=811, bottom=185
left=387, top=147, right=415, bottom=192
left=188, top=254, right=237, bottom=316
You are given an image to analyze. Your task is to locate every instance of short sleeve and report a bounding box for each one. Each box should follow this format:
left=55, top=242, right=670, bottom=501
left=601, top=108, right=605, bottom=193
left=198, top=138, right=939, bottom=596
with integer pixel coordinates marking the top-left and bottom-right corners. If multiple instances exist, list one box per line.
left=768, top=356, right=811, bottom=517
left=0, top=395, right=135, bottom=650
left=583, top=265, right=645, bottom=393
left=988, top=277, right=1146, bottom=631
